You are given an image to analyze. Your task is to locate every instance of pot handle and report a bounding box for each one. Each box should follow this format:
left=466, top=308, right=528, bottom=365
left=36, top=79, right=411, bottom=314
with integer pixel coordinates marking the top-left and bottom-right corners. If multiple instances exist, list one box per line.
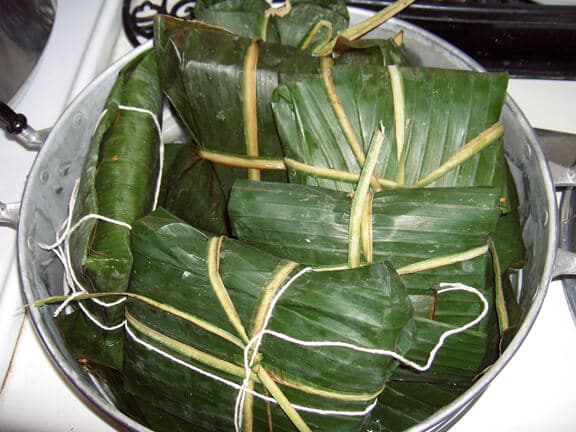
left=542, top=128, right=576, bottom=279
left=0, top=101, right=48, bottom=150
left=0, top=102, right=49, bottom=226
left=0, top=202, right=20, bottom=227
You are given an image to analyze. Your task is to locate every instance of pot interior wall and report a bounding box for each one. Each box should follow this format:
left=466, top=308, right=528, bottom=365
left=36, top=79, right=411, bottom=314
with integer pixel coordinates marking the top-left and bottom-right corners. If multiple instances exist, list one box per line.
left=16, top=14, right=555, bottom=432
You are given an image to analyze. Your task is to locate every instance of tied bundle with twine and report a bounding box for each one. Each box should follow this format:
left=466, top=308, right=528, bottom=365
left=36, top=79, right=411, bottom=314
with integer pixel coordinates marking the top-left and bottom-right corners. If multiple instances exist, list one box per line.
left=40, top=203, right=489, bottom=431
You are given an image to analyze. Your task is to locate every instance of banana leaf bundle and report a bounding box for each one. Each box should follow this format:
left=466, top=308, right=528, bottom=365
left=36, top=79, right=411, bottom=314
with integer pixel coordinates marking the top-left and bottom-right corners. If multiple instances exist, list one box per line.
left=122, top=207, right=416, bottom=431
left=229, top=180, right=504, bottom=269
left=271, top=64, right=508, bottom=192
left=194, top=0, right=349, bottom=49
left=153, top=8, right=409, bottom=194
left=228, top=180, right=504, bottom=381
left=56, top=49, right=163, bottom=370
left=84, top=49, right=163, bottom=294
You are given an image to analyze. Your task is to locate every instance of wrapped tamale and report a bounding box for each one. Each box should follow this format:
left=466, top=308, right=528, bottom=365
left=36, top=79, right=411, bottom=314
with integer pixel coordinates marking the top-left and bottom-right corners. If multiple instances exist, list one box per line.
left=57, top=49, right=163, bottom=370
left=271, top=64, right=509, bottom=193
left=153, top=13, right=409, bottom=193
left=123, top=207, right=416, bottom=431
left=228, top=180, right=503, bottom=268
left=228, top=180, right=505, bottom=383
left=83, top=49, right=163, bottom=295
left=194, top=0, right=349, bottom=50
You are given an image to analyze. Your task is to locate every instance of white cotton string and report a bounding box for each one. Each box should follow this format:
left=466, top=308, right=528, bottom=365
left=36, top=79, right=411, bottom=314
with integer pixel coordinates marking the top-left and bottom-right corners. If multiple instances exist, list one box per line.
left=233, top=280, right=489, bottom=430
left=246, top=282, right=489, bottom=373
left=77, top=302, right=127, bottom=331
left=52, top=291, right=86, bottom=318
left=117, top=104, right=164, bottom=210
left=39, top=178, right=130, bottom=310
left=234, top=266, right=314, bottom=432
left=123, top=321, right=377, bottom=417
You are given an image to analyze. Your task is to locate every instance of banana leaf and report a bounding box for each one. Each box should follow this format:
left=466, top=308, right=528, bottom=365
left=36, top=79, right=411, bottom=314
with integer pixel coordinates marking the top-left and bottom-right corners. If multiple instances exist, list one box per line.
left=271, top=64, right=508, bottom=192
left=493, top=167, right=525, bottom=270
left=194, top=0, right=349, bottom=50
left=55, top=49, right=163, bottom=371
left=84, top=49, right=163, bottom=294
left=228, top=179, right=503, bottom=382
left=498, top=269, right=524, bottom=351
left=365, top=381, right=464, bottom=432
left=153, top=14, right=410, bottom=196
left=335, top=38, right=409, bottom=66
left=194, top=0, right=272, bottom=39
left=228, top=180, right=503, bottom=268
left=122, top=207, right=416, bottom=431
left=159, top=144, right=231, bottom=235
left=267, top=0, right=349, bottom=50
left=158, top=142, right=186, bottom=202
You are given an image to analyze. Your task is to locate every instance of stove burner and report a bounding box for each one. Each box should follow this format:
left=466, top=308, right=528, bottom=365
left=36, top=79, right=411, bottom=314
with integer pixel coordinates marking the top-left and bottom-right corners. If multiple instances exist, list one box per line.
left=122, top=0, right=195, bottom=47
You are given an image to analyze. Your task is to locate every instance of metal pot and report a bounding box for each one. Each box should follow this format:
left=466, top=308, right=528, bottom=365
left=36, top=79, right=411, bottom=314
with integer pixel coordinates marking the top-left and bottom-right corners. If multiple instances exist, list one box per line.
left=2, top=8, right=576, bottom=432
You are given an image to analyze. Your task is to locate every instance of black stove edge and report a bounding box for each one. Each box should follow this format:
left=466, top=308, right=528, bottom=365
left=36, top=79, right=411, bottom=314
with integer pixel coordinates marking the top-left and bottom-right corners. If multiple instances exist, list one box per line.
left=122, top=1, right=576, bottom=80
left=347, top=1, right=576, bottom=80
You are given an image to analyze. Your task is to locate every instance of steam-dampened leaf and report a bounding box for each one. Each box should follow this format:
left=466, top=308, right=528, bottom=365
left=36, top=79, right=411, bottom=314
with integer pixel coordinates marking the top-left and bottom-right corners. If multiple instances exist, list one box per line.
left=194, top=0, right=271, bottom=39
left=269, top=0, right=349, bottom=50
left=334, top=38, right=410, bottom=67
left=84, top=49, right=163, bottom=294
left=493, top=167, right=525, bottom=270
left=364, top=381, right=464, bottom=431
left=158, top=142, right=186, bottom=203
left=194, top=0, right=349, bottom=49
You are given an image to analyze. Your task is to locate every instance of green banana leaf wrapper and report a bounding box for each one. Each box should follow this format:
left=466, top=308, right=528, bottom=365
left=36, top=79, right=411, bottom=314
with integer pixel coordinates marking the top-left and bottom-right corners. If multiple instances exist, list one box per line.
left=123, top=207, right=416, bottom=431
left=228, top=180, right=505, bottom=383
left=159, top=144, right=231, bottom=235
left=153, top=13, right=408, bottom=195
left=85, top=49, right=163, bottom=293
left=368, top=381, right=465, bottom=431
left=229, top=180, right=503, bottom=268
left=56, top=49, right=163, bottom=371
left=194, top=0, right=349, bottom=51
left=271, top=65, right=508, bottom=192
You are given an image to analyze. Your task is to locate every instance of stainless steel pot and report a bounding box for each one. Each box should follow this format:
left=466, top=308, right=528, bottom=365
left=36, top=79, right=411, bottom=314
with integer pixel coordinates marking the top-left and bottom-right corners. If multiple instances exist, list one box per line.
left=2, top=8, right=576, bottom=432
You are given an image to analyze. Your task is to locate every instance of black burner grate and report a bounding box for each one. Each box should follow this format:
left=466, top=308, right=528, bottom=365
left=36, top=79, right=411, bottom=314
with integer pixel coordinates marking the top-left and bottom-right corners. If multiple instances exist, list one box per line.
left=122, top=0, right=576, bottom=79
left=122, top=0, right=195, bottom=47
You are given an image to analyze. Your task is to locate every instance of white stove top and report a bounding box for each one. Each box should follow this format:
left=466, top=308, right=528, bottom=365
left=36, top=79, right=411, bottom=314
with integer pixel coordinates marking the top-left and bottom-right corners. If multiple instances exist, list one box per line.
left=1, top=3, right=576, bottom=431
